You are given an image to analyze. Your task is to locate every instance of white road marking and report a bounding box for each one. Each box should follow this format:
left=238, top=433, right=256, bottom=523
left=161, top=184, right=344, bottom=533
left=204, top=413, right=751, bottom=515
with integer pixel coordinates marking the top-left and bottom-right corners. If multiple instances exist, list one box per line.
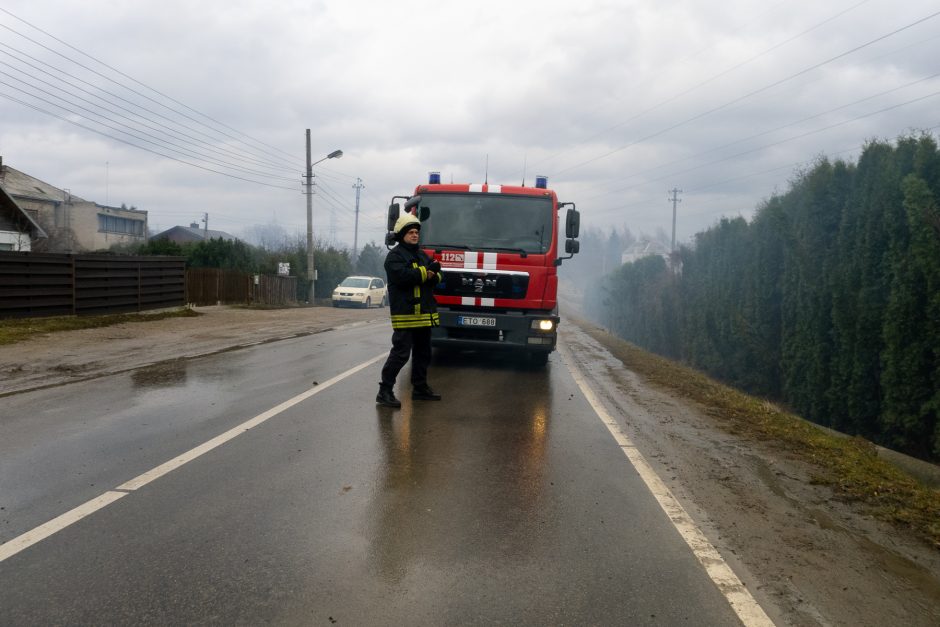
left=0, top=353, right=386, bottom=564
left=0, top=491, right=127, bottom=563
left=558, top=340, right=776, bottom=627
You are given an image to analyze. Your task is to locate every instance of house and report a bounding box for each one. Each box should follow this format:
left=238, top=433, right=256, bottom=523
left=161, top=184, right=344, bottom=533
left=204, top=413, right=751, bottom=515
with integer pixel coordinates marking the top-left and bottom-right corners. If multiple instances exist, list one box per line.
left=0, top=184, right=46, bottom=251
left=621, top=239, right=672, bottom=265
left=0, top=158, right=148, bottom=253
left=152, top=223, right=236, bottom=244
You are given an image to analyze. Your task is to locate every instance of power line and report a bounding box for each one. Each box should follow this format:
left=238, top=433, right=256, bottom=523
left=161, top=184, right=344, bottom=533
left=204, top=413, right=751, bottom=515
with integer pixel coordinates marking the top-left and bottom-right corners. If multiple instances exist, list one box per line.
left=529, top=0, right=871, bottom=175
left=0, top=7, right=303, bottom=169
left=0, top=90, right=300, bottom=192
left=0, top=70, right=299, bottom=182
left=551, top=9, right=940, bottom=178
left=590, top=71, right=940, bottom=201
left=607, top=89, right=940, bottom=199
left=0, top=42, right=296, bottom=175
left=590, top=121, right=940, bottom=223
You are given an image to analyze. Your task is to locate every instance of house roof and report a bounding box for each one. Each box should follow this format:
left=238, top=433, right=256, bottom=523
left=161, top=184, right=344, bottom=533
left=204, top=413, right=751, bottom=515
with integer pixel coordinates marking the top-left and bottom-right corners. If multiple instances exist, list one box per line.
left=0, top=174, right=48, bottom=238
left=0, top=164, right=87, bottom=204
left=624, top=239, right=671, bottom=256
left=153, top=225, right=236, bottom=242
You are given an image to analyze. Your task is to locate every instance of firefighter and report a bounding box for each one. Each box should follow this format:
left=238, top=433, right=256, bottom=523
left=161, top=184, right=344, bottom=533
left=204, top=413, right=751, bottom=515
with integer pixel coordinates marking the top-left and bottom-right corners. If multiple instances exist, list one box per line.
left=376, top=213, right=442, bottom=407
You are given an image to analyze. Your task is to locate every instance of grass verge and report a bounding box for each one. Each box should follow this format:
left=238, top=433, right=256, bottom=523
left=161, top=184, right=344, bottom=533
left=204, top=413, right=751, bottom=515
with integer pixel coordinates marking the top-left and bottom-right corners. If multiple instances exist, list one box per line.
left=0, top=308, right=200, bottom=346
left=575, top=318, right=940, bottom=549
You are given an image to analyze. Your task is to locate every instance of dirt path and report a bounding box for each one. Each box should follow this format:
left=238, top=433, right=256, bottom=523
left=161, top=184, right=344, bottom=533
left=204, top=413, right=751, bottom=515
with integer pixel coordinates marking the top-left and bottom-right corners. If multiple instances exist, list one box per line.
left=3, top=304, right=939, bottom=624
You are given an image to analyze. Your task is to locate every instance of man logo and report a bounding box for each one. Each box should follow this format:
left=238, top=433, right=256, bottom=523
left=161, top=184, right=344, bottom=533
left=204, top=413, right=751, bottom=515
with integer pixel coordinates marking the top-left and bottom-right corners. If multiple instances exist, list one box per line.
left=461, top=275, right=498, bottom=293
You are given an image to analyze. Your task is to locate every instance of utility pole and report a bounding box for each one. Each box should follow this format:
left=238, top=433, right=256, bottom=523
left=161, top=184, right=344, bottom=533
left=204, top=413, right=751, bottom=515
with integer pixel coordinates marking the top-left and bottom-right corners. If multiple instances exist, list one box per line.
left=352, top=177, right=364, bottom=263
left=668, top=187, right=682, bottom=252
left=304, top=133, right=343, bottom=304
left=202, top=212, right=209, bottom=240
left=305, top=130, right=315, bottom=303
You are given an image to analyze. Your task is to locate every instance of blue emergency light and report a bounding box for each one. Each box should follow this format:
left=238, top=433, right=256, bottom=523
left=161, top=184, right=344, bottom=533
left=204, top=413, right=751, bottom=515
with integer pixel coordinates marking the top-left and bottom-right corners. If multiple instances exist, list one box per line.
left=428, top=171, right=441, bottom=184
left=535, top=175, right=548, bottom=189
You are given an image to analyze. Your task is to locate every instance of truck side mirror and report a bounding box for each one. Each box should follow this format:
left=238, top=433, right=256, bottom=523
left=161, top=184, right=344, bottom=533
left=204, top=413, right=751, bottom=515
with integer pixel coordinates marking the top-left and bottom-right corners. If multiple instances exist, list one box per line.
left=565, top=207, right=580, bottom=239
left=387, top=203, right=400, bottom=232
left=565, top=239, right=580, bottom=255
left=385, top=232, right=397, bottom=247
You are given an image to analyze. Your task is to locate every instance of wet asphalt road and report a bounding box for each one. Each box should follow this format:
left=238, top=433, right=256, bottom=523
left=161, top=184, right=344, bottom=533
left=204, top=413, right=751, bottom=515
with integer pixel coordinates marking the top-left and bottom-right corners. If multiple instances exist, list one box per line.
left=0, top=321, right=744, bottom=625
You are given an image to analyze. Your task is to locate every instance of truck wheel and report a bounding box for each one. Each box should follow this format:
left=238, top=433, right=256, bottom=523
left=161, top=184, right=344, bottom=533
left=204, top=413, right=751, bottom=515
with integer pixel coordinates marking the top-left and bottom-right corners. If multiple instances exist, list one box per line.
left=364, top=297, right=372, bottom=309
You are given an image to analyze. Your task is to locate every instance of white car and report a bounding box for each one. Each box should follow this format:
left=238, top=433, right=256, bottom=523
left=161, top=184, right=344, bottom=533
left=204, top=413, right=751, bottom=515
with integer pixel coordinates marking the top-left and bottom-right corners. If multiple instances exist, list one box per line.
left=331, top=276, right=387, bottom=308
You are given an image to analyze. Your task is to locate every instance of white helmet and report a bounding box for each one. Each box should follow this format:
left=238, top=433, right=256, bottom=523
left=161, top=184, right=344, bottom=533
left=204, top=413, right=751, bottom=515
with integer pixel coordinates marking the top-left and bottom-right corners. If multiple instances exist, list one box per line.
left=394, top=214, right=421, bottom=239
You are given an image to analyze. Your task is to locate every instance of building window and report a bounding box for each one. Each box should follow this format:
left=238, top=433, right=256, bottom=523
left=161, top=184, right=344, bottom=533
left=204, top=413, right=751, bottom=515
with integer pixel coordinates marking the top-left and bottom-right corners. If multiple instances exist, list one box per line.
left=0, top=243, right=13, bottom=251
left=98, top=214, right=144, bottom=236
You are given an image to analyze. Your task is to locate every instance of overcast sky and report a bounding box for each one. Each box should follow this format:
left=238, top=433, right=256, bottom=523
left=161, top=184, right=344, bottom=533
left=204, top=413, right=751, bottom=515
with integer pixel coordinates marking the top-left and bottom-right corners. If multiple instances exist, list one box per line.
left=1, top=0, right=938, bottom=249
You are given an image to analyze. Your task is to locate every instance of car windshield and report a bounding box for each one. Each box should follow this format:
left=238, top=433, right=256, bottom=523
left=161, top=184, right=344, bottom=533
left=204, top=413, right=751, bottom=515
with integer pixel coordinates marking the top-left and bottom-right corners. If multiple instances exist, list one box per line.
left=340, top=278, right=370, bottom=288
left=418, top=193, right=553, bottom=254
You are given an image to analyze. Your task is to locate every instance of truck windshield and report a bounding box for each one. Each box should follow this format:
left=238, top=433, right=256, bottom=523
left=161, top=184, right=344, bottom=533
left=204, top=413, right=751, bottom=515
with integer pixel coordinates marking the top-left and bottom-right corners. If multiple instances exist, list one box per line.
left=419, top=193, right=553, bottom=254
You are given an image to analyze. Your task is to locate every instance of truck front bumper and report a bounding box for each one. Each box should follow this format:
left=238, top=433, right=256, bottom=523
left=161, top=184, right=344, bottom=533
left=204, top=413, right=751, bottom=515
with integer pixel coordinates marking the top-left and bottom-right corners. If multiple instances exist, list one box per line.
left=431, top=308, right=559, bottom=353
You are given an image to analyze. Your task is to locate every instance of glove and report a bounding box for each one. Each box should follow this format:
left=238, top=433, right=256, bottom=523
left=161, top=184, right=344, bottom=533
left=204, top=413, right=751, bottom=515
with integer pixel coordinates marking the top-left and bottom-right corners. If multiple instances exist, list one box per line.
left=428, top=260, right=442, bottom=274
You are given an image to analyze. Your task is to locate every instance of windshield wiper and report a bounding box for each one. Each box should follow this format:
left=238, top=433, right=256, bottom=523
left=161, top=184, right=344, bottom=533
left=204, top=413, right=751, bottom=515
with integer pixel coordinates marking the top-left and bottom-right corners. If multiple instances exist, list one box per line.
left=479, top=246, right=528, bottom=258
left=428, top=243, right=528, bottom=257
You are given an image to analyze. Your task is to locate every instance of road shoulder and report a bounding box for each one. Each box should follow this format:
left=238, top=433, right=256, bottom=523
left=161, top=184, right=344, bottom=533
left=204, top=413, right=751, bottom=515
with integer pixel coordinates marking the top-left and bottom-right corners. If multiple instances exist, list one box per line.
left=561, top=319, right=940, bottom=627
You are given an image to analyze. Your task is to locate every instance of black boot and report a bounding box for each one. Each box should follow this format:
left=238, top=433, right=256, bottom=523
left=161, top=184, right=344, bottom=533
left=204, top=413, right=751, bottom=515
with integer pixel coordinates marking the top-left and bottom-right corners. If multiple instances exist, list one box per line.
left=376, top=384, right=401, bottom=408
left=412, top=383, right=442, bottom=401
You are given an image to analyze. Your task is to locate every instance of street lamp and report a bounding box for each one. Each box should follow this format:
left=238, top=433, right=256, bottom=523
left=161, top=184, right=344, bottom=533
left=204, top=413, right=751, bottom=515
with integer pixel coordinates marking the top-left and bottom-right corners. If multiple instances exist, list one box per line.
left=305, top=128, right=342, bottom=303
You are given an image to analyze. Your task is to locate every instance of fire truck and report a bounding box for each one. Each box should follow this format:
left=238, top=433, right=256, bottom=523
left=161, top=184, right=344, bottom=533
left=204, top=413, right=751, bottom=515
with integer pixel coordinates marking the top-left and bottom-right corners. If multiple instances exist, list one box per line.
left=385, top=173, right=580, bottom=366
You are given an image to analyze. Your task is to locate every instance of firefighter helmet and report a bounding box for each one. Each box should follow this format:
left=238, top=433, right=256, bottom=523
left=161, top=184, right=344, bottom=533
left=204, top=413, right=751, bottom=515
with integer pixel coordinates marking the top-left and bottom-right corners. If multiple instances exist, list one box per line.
left=394, top=214, right=421, bottom=238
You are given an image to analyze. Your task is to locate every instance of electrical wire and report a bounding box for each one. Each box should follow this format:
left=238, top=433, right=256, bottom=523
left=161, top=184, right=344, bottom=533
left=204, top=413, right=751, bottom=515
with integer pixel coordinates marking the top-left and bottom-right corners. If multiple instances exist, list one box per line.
left=0, top=69, right=299, bottom=182
left=0, top=7, right=302, bottom=169
left=550, top=9, right=940, bottom=177
left=529, top=0, right=872, bottom=175
left=0, top=91, right=299, bottom=192
left=0, top=41, right=296, bottom=175
left=590, top=72, right=940, bottom=201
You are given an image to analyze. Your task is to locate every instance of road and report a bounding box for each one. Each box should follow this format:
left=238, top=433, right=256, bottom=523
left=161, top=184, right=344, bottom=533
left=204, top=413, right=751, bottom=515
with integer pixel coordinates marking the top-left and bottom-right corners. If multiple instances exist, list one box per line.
left=1, top=319, right=755, bottom=625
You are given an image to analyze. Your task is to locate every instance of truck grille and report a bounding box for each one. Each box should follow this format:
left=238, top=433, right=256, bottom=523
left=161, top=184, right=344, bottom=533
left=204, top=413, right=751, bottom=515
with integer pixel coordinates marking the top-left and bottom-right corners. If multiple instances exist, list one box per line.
left=435, top=270, right=528, bottom=300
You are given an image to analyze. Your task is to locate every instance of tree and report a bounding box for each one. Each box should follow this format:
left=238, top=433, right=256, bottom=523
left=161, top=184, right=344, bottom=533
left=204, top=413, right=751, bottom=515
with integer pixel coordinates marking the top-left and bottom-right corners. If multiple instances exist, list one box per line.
left=186, top=238, right=260, bottom=272
left=880, top=171, right=940, bottom=458
left=313, top=245, right=352, bottom=299
left=137, top=238, right=184, bottom=256
left=588, top=133, right=940, bottom=460
left=355, top=241, right=386, bottom=277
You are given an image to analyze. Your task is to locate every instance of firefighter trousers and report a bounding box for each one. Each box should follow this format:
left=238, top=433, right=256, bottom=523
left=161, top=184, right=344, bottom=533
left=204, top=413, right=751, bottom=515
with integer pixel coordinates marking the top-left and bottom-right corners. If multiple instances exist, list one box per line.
left=380, top=327, right=432, bottom=388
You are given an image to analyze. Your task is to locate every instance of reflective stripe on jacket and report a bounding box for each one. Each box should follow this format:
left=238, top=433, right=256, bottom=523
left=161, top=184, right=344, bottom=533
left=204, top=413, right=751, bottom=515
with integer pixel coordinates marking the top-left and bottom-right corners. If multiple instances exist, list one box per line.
left=384, top=243, right=440, bottom=330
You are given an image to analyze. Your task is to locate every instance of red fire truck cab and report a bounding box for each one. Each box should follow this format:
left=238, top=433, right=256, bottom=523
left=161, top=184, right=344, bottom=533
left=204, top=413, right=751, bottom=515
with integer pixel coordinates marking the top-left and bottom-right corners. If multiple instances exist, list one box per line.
left=386, top=173, right=580, bottom=366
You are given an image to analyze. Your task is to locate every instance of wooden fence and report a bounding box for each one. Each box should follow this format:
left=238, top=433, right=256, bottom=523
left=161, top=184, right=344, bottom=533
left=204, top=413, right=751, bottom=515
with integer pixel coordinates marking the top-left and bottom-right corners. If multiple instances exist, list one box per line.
left=185, top=268, right=298, bottom=307
left=0, top=252, right=299, bottom=318
left=0, top=251, right=185, bottom=318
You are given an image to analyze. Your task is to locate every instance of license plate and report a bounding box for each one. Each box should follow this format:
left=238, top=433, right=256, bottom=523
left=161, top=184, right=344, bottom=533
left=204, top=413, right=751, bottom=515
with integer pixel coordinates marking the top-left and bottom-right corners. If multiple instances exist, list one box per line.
left=457, top=316, right=496, bottom=327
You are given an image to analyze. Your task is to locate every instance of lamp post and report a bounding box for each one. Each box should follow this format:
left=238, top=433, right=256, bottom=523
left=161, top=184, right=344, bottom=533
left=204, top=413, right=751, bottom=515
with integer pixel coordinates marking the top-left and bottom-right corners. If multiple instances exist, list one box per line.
left=305, top=128, right=342, bottom=303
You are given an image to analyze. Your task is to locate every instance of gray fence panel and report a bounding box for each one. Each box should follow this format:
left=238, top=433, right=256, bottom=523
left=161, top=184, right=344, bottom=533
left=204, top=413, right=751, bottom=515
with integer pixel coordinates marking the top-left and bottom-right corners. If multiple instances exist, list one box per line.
left=0, top=251, right=185, bottom=318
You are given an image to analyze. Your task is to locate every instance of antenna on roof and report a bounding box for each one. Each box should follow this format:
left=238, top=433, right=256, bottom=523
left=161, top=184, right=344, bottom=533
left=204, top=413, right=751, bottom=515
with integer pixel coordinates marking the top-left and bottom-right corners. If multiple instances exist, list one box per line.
left=484, top=154, right=489, bottom=185
left=521, top=151, right=527, bottom=186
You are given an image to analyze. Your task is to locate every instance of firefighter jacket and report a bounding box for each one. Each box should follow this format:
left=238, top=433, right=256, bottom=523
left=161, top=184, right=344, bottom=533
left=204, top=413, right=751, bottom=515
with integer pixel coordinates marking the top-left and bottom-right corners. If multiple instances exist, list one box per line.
left=384, top=242, right=441, bottom=329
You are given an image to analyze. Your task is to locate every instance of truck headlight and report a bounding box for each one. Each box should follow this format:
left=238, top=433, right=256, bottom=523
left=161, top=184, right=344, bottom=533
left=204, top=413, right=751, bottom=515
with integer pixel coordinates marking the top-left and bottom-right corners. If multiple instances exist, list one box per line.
left=531, top=319, right=554, bottom=332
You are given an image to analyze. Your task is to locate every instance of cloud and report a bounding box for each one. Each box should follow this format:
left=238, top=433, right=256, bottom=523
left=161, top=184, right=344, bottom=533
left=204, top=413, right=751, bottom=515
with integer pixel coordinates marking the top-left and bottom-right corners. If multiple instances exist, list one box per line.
left=1, top=0, right=938, bottom=247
